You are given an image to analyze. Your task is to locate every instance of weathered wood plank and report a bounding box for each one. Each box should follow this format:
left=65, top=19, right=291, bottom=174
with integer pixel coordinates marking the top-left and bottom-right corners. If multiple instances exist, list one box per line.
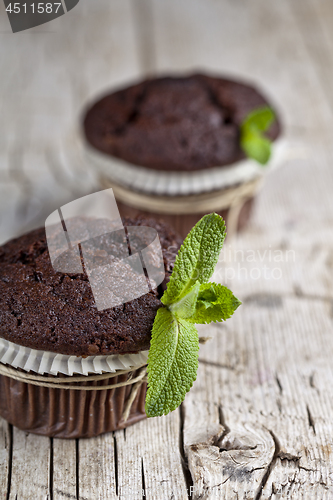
left=79, top=434, right=118, bottom=500
left=52, top=439, right=77, bottom=500
left=111, top=413, right=188, bottom=499
left=212, top=236, right=333, bottom=307
left=113, top=429, right=143, bottom=500
left=135, top=413, right=188, bottom=499
left=185, top=293, right=333, bottom=499
left=1, top=0, right=333, bottom=498
left=152, top=0, right=333, bottom=140
left=8, top=429, right=50, bottom=500
left=0, top=0, right=142, bottom=242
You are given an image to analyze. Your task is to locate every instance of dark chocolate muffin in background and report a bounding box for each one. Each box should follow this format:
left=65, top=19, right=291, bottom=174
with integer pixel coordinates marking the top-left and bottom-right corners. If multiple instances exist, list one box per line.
left=84, top=73, right=281, bottom=172
left=82, top=73, right=283, bottom=239
left=0, top=216, right=181, bottom=357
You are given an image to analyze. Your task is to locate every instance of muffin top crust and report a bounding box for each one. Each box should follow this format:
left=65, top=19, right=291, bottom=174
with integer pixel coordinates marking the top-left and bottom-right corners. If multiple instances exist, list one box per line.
left=0, top=216, right=181, bottom=357
left=84, top=73, right=281, bottom=172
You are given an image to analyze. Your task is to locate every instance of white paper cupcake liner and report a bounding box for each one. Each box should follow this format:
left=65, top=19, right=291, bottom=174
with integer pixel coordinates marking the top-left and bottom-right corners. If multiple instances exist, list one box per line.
left=0, top=337, right=148, bottom=376
left=84, top=137, right=287, bottom=196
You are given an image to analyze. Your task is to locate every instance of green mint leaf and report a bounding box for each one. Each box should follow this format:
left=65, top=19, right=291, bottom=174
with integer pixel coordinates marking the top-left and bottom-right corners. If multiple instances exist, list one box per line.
left=243, top=106, right=275, bottom=132
left=241, top=129, right=272, bottom=165
left=187, top=282, right=241, bottom=324
left=240, top=106, right=276, bottom=165
left=197, top=283, right=218, bottom=302
left=145, top=307, right=199, bottom=418
left=168, top=282, right=200, bottom=319
left=161, top=213, right=226, bottom=306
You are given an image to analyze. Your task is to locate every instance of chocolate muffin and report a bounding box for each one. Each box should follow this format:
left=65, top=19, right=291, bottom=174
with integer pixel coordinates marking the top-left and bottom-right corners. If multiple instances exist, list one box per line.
left=82, top=73, right=283, bottom=238
left=0, top=216, right=181, bottom=438
left=84, top=74, right=280, bottom=171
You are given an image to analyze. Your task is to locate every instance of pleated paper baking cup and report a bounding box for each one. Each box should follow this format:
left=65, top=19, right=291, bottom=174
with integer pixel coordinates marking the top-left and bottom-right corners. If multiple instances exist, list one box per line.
left=0, top=336, right=148, bottom=376
left=0, top=365, right=148, bottom=438
left=84, top=137, right=287, bottom=196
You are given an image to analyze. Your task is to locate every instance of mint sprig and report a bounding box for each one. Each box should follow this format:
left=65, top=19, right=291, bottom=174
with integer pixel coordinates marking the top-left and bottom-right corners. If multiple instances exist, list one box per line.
left=240, top=106, right=276, bottom=165
left=145, top=213, right=241, bottom=418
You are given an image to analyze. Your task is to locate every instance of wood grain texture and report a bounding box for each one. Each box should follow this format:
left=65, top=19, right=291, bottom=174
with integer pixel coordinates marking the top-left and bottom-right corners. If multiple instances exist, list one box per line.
left=79, top=435, right=118, bottom=500
left=1, top=0, right=333, bottom=498
left=152, top=0, right=333, bottom=141
left=187, top=293, right=333, bottom=499
left=133, top=413, right=188, bottom=499
left=8, top=428, right=50, bottom=499
left=53, top=439, right=77, bottom=500
left=0, top=0, right=142, bottom=245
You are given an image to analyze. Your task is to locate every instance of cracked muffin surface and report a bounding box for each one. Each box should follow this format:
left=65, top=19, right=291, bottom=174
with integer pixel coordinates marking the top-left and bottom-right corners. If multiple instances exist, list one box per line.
left=84, top=73, right=281, bottom=172
left=0, top=216, right=181, bottom=357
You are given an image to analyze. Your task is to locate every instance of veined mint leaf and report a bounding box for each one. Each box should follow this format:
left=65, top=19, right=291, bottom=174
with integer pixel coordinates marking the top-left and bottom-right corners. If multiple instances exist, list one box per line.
left=187, top=282, right=241, bottom=324
left=162, top=214, right=226, bottom=306
left=145, top=307, right=199, bottom=418
left=240, top=106, right=276, bottom=165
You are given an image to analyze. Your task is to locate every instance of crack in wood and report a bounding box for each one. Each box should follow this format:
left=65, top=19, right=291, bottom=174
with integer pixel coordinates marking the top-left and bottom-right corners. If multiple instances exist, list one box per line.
left=113, top=433, right=119, bottom=497
left=243, top=294, right=283, bottom=309
left=243, top=290, right=333, bottom=307
left=306, top=405, right=316, bottom=435
left=309, top=372, right=316, bottom=389
left=198, top=358, right=236, bottom=371
left=187, top=411, right=309, bottom=500
left=179, top=404, right=194, bottom=499
left=141, top=457, right=146, bottom=500
left=49, top=437, right=54, bottom=500
left=276, top=398, right=282, bottom=414
left=218, top=406, right=231, bottom=451
left=253, top=429, right=280, bottom=500
left=75, top=439, right=79, bottom=500
left=299, top=465, right=319, bottom=473
left=254, top=429, right=306, bottom=499
left=275, top=374, right=283, bottom=394
left=53, top=490, right=78, bottom=500
left=186, top=410, right=277, bottom=496
left=293, top=287, right=333, bottom=305
left=278, top=451, right=301, bottom=462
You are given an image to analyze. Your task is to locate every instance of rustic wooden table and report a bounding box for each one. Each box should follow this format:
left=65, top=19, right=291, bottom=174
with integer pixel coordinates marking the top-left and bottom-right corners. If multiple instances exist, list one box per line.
left=1, top=0, right=333, bottom=498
